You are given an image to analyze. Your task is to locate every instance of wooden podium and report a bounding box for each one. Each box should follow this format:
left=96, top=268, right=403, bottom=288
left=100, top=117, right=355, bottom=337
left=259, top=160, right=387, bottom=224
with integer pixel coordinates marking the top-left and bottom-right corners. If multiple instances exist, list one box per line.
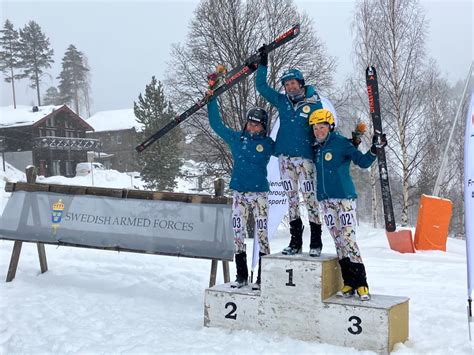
left=204, top=253, right=409, bottom=353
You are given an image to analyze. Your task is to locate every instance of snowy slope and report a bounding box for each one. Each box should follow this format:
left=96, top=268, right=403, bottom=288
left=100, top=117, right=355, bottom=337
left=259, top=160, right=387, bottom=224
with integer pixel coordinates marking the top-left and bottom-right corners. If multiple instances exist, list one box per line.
left=0, top=159, right=472, bottom=353
left=0, top=226, right=472, bottom=353
left=0, top=158, right=26, bottom=215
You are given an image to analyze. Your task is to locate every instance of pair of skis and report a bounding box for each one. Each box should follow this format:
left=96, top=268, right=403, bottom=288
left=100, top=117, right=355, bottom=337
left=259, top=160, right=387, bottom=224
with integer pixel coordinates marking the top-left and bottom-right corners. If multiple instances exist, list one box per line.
left=135, top=24, right=300, bottom=153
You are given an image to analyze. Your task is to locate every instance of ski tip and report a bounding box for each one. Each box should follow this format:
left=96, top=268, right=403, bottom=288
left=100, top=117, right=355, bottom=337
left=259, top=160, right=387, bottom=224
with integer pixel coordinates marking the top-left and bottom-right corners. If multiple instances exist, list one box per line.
left=366, top=66, right=376, bottom=75
left=386, top=225, right=397, bottom=233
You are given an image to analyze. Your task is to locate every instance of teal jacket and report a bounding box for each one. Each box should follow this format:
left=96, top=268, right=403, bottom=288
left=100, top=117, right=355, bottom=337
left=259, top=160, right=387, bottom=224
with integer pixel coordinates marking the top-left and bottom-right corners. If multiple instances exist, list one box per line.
left=256, top=65, right=323, bottom=160
left=313, top=132, right=376, bottom=201
left=207, top=99, right=275, bottom=192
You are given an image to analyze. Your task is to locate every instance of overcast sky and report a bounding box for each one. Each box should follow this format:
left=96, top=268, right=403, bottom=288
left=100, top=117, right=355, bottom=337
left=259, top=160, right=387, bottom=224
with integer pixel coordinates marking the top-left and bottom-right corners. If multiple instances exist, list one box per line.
left=0, top=0, right=472, bottom=116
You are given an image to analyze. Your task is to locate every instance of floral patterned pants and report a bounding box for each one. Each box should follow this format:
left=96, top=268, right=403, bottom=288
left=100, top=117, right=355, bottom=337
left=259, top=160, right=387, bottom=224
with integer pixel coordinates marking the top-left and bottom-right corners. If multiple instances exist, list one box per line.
left=320, top=198, right=363, bottom=263
left=278, top=156, right=321, bottom=224
left=232, top=191, right=270, bottom=254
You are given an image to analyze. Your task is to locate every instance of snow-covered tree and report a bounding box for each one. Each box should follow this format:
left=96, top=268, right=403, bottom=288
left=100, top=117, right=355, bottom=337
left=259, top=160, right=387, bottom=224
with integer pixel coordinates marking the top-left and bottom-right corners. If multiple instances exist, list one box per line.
left=42, top=86, right=62, bottom=105
left=0, top=20, right=24, bottom=108
left=134, top=76, right=184, bottom=191
left=18, top=21, right=54, bottom=106
left=57, top=44, right=90, bottom=115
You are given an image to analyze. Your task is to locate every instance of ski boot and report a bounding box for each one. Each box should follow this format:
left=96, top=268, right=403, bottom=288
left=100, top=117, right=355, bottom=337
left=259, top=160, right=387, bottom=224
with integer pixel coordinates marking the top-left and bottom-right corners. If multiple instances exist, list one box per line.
left=231, top=252, right=248, bottom=288
left=251, top=252, right=266, bottom=291
left=357, top=286, right=371, bottom=301
left=282, top=218, right=303, bottom=255
left=336, top=285, right=355, bottom=298
left=309, top=222, right=322, bottom=257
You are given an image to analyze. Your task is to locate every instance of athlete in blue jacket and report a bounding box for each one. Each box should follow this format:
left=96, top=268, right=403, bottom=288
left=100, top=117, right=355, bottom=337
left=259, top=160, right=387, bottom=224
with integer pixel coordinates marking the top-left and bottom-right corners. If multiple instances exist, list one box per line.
left=256, top=47, right=323, bottom=257
left=207, top=98, right=274, bottom=289
left=309, top=108, right=386, bottom=301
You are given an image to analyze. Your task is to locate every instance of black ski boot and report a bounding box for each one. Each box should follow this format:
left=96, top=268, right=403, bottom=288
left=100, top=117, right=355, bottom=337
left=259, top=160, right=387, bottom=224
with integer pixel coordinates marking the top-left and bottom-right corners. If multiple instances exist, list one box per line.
left=350, top=261, right=370, bottom=301
left=336, top=257, right=355, bottom=298
left=282, top=218, right=303, bottom=255
left=231, top=252, right=248, bottom=288
left=252, top=252, right=266, bottom=290
left=309, top=222, right=323, bottom=257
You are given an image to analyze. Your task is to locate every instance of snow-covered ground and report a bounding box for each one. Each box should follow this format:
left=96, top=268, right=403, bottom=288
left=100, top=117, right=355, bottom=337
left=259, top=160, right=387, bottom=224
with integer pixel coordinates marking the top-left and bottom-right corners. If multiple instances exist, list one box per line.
left=0, top=159, right=472, bottom=354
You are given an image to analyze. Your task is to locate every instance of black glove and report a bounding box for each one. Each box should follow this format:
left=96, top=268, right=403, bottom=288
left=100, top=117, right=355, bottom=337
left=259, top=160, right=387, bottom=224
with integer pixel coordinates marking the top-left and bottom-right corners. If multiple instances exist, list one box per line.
left=370, top=133, right=387, bottom=154
left=351, top=132, right=362, bottom=148
left=258, top=44, right=268, bottom=66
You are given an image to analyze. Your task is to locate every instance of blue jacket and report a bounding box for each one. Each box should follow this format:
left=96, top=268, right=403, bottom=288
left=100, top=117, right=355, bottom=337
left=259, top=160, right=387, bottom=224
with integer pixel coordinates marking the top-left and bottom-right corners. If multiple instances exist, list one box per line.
left=256, top=65, right=323, bottom=160
left=207, top=99, right=275, bottom=192
left=313, top=132, right=376, bottom=201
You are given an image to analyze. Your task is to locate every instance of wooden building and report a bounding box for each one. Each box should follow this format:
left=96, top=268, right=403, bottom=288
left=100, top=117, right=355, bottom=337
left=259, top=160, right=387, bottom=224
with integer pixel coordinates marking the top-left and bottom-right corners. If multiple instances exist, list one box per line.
left=0, top=105, right=97, bottom=177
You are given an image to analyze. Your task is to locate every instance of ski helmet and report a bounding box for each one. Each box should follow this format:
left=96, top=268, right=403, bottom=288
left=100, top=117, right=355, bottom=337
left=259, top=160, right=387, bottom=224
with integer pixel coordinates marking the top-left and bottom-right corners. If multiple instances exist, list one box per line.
left=280, top=69, right=305, bottom=87
left=309, top=108, right=335, bottom=131
left=246, top=107, right=268, bottom=132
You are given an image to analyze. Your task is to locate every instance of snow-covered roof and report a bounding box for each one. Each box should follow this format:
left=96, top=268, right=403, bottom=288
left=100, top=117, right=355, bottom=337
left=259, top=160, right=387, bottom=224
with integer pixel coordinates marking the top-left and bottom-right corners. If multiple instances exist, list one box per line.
left=86, top=109, right=144, bottom=133
left=0, top=105, right=63, bottom=128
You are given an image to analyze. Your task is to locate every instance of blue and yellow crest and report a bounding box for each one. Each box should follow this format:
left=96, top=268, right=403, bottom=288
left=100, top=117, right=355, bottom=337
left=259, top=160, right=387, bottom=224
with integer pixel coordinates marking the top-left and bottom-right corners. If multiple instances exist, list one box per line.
left=51, top=199, right=65, bottom=235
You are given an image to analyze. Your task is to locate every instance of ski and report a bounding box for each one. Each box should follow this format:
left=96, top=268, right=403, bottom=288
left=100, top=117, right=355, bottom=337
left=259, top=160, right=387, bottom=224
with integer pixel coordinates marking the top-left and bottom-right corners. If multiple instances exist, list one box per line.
left=365, top=66, right=396, bottom=232
left=136, top=24, right=301, bottom=153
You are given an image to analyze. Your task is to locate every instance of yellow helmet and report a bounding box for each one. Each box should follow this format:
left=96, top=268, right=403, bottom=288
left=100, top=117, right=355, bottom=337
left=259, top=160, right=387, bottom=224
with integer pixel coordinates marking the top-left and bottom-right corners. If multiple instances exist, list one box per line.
left=309, top=109, right=335, bottom=129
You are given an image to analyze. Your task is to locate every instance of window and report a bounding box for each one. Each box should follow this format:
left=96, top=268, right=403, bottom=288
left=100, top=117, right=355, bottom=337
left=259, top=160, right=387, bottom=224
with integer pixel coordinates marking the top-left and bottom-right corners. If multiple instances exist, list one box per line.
left=65, top=161, right=73, bottom=176
left=52, top=160, right=61, bottom=176
left=65, top=120, right=73, bottom=129
left=39, top=129, right=44, bottom=137
left=65, top=160, right=73, bottom=176
left=116, top=135, right=122, bottom=144
left=46, top=117, right=55, bottom=127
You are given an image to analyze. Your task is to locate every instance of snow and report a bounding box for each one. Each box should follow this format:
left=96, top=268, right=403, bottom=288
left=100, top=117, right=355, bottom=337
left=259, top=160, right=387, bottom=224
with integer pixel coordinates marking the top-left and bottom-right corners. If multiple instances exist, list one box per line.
left=0, top=105, right=62, bottom=128
left=0, top=158, right=473, bottom=354
left=86, top=109, right=144, bottom=132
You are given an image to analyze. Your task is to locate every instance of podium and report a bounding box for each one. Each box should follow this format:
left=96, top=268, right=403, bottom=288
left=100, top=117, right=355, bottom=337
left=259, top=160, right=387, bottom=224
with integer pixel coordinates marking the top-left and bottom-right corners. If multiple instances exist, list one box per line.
left=204, top=253, right=409, bottom=353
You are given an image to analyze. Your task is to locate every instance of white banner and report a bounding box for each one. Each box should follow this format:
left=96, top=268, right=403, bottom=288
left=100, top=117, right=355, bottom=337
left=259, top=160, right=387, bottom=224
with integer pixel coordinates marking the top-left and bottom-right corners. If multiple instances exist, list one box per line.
left=465, top=90, right=474, bottom=299
left=0, top=191, right=234, bottom=261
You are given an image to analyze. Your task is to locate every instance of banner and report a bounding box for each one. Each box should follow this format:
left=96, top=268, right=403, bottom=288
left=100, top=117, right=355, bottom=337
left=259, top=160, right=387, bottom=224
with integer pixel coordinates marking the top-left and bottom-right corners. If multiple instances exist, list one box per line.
left=465, top=90, right=474, bottom=299
left=0, top=191, right=234, bottom=261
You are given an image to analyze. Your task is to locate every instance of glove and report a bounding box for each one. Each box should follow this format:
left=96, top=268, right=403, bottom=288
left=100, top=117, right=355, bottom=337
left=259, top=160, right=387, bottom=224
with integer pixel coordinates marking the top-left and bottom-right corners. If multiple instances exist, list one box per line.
left=351, top=132, right=362, bottom=148
left=258, top=44, right=268, bottom=66
left=370, top=133, right=387, bottom=154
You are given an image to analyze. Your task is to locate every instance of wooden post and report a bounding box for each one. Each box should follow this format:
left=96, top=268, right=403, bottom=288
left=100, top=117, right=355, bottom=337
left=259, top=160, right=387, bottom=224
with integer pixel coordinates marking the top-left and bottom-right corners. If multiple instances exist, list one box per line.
left=6, top=241, right=22, bottom=282
left=209, top=178, right=230, bottom=287
left=25, top=166, right=49, bottom=274
left=5, top=166, right=48, bottom=282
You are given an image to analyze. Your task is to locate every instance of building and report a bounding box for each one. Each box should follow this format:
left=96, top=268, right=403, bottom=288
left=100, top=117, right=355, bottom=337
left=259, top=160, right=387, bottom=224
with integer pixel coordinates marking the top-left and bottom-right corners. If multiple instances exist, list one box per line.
left=0, top=104, right=97, bottom=177
left=86, top=109, right=143, bottom=172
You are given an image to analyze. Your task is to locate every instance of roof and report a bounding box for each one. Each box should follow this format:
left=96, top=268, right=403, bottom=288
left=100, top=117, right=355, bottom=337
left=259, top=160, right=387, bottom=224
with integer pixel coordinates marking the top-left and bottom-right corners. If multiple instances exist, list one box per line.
left=86, top=109, right=144, bottom=132
left=0, top=104, right=61, bottom=128
left=0, top=104, right=94, bottom=131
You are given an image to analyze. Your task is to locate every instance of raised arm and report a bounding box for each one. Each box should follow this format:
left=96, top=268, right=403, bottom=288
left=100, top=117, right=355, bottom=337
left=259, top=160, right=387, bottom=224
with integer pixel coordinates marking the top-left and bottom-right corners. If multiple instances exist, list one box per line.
left=343, top=139, right=376, bottom=169
left=256, top=65, right=283, bottom=107
left=207, top=98, right=236, bottom=144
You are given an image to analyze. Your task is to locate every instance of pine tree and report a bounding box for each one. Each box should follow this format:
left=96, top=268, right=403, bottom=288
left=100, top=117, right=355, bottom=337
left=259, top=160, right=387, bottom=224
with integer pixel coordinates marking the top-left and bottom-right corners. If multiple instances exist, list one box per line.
left=134, top=76, right=184, bottom=191
left=0, top=20, right=24, bottom=109
left=43, top=86, right=61, bottom=105
left=57, top=44, right=90, bottom=115
left=18, top=21, right=54, bottom=106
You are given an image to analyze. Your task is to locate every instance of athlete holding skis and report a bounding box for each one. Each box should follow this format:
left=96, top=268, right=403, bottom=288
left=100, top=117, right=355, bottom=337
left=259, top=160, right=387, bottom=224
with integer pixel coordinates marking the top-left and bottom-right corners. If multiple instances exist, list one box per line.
left=309, top=108, right=387, bottom=301
left=207, top=98, right=274, bottom=290
left=255, top=46, right=324, bottom=257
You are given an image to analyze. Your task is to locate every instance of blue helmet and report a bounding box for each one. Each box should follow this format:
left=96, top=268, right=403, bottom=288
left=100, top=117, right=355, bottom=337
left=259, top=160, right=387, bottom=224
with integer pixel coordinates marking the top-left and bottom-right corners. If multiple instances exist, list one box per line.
left=280, top=69, right=305, bottom=86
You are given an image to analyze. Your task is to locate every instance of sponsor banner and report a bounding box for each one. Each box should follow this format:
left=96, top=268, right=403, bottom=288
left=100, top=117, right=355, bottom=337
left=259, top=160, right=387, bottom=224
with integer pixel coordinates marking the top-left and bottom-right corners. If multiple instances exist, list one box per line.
left=465, top=91, right=474, bottom=298
left=0, top=191, right=234, bottom=261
